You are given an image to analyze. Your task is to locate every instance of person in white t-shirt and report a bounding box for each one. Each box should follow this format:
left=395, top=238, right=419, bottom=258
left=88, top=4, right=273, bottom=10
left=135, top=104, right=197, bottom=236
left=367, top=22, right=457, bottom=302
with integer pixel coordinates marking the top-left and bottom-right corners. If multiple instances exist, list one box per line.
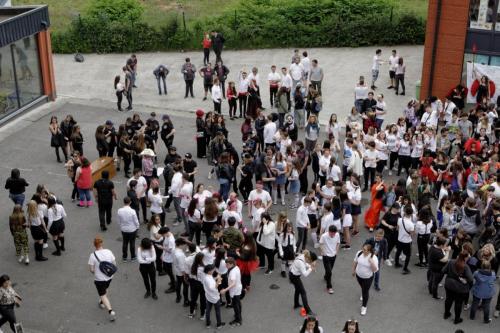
left=387, top=49, right=398, bottom=89
left=247, top=181, right=272, bottom=218
left=202, top=264, right=225, bottom=329
left=289, top=58, right=304, bottom=92
left=395, top=205, right=415, bottom=274
left=319, top=225, right=341, bottom=294
left=220, top=257, right=243, bottom=326
left=301, top=51, right=311, bottom=85
left=371, top=49, right=383, bottom=90
left=179, top=174, right=193, bottom=234
left=352, top=243, right=379, bottom=316
left=363, top=141, right=378, bottom=192
left=88, top=237, right=116, bottom=322
left=128, top=169, right=148, bottom=223
left=354, top=76, right=369, bottom=113
left=268, top=65, right=282, bottom=108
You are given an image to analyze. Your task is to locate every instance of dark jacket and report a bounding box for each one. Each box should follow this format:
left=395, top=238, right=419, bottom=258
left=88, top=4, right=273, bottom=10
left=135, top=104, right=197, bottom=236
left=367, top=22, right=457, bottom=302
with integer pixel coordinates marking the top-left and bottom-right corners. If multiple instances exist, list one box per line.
left=153, top=65, right=169, bottom=78
left=442, top=259, right=473, bottom=294
left=214, top=64, right=229, bottom=81
left=365, top=237, right=388, bottom=260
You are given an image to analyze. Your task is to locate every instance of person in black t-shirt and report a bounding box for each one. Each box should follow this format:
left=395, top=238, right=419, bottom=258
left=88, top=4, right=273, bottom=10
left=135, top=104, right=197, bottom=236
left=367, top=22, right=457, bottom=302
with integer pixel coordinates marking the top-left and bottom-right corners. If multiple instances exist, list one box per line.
left=427, top=237, right=450, bottom=299
left=5, top=168, right=29, bottom=206
left=145, top=112, right=160, bottom=144
left=199, top=63, right=215, bottom=101
left=182, top=153, right=198, bottom=184
left=160, top=115, right=175, bottom=150
left=93, top=171, right=117, bottom=231
left=379, top=202, right=401, bottom=266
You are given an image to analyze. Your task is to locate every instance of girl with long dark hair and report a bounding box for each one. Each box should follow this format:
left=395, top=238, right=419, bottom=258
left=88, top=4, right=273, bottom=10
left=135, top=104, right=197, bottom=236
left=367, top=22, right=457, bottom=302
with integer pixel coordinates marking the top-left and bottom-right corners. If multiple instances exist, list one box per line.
left=443, top=251, right=474, bottom=324
left=188, top=252, right=206, bottom=319
left=47, top=196, right=67, bottom=256
left=187, top=198, right=202, bottom=245
left=9, top=205, right=29, bottom=265
left=70, top=125, right=83, bottom=155
left=300, top=316, right=324, bottom=333
left=236, top=232, right=259, bottom=292
left=49, top=116, right=66, bottom=162
left=114, top=75, right=124, bottom=111
left=138, top=238, right=158, bottom=300
left=353, top=243, right=379, bottom=316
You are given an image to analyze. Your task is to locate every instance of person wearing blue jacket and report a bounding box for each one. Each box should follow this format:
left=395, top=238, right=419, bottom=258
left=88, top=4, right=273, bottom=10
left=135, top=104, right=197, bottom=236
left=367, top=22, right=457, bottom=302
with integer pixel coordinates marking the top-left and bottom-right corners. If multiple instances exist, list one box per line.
left=470, top=260, right=496, bottom=323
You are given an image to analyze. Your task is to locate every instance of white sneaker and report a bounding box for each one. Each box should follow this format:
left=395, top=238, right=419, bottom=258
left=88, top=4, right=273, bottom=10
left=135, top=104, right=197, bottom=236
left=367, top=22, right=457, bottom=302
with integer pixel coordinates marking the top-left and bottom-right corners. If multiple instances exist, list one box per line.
left=24, top=256, right=29, bottom=265
left=109, top=310, right=116, bottom=321
left=314, top=243, right=320, bottom=249
left=317, top=255, right=323, bottom=260
left=385, top=259, right=393, bottom=267
left=18, top=255, right=24, bottom=263
left=208, top=171, right=212, bottom=180
left=494, top=310, right=499, bottom=318
left=464, top=303, right=470, bottom=311
left=360, top=306, right=367, bottom=316
left=43, top=243, right=48, bottom=249
left=388, top=170, right=392, bottom=176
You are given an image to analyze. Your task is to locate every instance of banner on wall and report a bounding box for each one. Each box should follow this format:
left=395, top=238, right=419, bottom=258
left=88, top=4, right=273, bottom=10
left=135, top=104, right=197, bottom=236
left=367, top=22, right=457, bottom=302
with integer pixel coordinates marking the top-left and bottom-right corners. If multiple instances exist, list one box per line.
left=466, top=62, right=500, bottom=103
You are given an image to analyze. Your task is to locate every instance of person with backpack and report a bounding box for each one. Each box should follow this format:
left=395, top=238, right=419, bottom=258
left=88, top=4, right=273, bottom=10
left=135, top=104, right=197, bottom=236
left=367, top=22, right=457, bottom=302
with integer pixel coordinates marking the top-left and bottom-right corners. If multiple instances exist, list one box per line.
left=88, top=236, right=117, bottom=322
left=460, top=197, right=482, bottom=240
left=364, top=229, right=387, bottom=291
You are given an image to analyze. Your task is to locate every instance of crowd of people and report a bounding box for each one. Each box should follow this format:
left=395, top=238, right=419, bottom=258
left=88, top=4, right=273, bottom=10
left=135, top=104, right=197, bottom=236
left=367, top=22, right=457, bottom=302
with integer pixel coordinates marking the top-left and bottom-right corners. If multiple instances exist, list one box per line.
left=2, top=42, right=500, bottom=333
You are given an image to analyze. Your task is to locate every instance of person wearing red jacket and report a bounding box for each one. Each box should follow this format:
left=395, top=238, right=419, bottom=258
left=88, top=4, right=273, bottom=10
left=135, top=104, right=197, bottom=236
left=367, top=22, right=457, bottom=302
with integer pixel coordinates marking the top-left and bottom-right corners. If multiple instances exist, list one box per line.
left=202, top=33, right=212, bottom=66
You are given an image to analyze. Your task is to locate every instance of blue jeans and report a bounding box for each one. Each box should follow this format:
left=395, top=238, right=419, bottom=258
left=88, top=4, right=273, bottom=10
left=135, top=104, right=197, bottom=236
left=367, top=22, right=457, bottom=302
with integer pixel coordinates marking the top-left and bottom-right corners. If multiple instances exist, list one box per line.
left=374, top=270, right=380, bottom=289
left=9, top=193, right=25, bottom=206
left=156, top=76, right=167, bottom=94
left=78, top=188, right=92, bottom=202
left=219, top=181, right=230, bottom=201
left=375, top=118, right=383, bottom=129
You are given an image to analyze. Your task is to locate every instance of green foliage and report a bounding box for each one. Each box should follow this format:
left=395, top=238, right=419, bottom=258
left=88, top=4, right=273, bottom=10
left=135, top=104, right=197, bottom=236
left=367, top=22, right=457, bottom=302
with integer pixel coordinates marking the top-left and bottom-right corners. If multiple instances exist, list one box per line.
left=86, top=0, right=144, bottom=22
left=51, top=0, right=426, bottom=53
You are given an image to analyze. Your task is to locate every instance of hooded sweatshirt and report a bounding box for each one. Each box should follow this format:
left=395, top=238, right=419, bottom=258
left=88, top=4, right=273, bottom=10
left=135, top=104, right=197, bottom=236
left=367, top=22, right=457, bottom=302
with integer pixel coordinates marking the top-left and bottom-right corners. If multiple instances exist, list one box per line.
left=460, top=207, right=481, bottom=235
left=471, top=269, right=496, bottom=299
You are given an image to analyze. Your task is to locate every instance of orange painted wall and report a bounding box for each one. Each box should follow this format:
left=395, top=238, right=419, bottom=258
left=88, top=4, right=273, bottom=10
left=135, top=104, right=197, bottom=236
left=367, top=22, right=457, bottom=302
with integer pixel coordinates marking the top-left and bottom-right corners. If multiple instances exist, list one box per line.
left=420, top=0, right=470, bottom=101
left=37, top=29, right=56, bottom=100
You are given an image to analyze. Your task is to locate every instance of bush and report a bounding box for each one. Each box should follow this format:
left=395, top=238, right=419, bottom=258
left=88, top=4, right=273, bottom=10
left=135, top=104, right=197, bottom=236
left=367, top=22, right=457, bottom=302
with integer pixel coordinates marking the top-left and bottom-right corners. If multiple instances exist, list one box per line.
left=51, top=0, right=426, bottom=53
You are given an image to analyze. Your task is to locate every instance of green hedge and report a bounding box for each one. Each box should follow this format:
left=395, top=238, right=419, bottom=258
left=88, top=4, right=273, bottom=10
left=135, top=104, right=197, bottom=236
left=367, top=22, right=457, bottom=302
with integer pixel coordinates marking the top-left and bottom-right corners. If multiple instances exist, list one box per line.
left=51, top=0, right=426, bottom=53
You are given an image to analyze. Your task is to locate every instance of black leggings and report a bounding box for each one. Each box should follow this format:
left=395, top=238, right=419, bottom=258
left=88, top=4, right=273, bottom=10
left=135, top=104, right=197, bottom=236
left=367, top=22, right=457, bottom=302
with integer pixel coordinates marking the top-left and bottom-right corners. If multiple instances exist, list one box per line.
left=356, top=275, right=373, bottom=307
left=163, top=262, right=176, bottom=287
left=176, top=275, right=189, bottom=302
left=239, top=178, right=253, bottom=201
left=257, top=244, right=275, bottom=270
left=364, top=167, right=376, bottom=189
left=228, top=98, right=237, bottom=118
left=203, top=48, right=210, bottom=65
left=395, top=241, right=412, bottom=270
left=389, top=151, right=398, bottom=170
left=417, top=234, right=430, bottom=264
left=397, top=155, right=411, bottom=176
left=376, top=160, right=386, bottom=174
left=289, top=273, right=312, bottom=313
left=189, top=221, right=202, bottom=245
left=411, top=157, right=421, bottom=170
left=0, top=304, right=16, bottom=332
left=444, top=288, right=468, bottom=320
left=238, top=95, right=247, bottom=117
left=139, top=263, right=156, bottom=294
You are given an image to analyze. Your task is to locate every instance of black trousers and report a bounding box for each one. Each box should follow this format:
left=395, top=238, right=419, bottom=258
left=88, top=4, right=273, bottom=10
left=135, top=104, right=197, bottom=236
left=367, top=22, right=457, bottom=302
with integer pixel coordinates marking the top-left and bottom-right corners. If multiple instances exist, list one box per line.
left=376, top=160, right=386, bottom=174
left=257, top=244, right=275, bottom=270
left=299, top=168, right=308, bottom=195
left=185, top=80, right=194, bottom=97
left=203, top=48, right=210, bottom=65
left=0, top=304, right=16, bottom=332
left=238, top=95, right=247, bottom=117
left=153, top=242, right=164, bottom=273
left=444, top=288, right=468, bottom=320
left=116, top=91, right=123, bottom=110
left=395, top=74, right=405, bottom=93
left=286, top=91, right=291, bottom=110
left=139, top=262, right=156, bottom=294
left=189, top=279, right=206, bottom=315
left=323, top=255, right=337, bottom=289
left=389, top=151, right=398, bottom=170
left=125, top=89, right=132, bottom=108
left=356, top=274, right=373, bottom=307
left=231, top=294, right=242, bottom=323
left=123, top=154, right=131, bottom=176
left=189, top=221, right=202, bottom=245
left=139, top=197, right=147, bottom=222
left=428, top=270, right=444, bottom=298
left=397, top=155, right=411, bottom=176
left=385, top=232, right=397, bottom=259
left=395, top=241, right=412, bottom=270
left=122, top=231, right=136, bottom=259
left=269, top=86, right=278, bottom=107
left=364, top=166, right=376, bottom=189
left=411, top=157, right=421, bottom=170
left=417, top=234, right=430, bottom=264
left=289, top=273, right=311, bottom=313
left=176, top=275, right=189, bottom=303
left=296, top=227, right=307, bottom=251
left=228, top=98, right=237, bottom=118
left=238, top=177, right=253, bottom=201
left=214, top=101, right=221, bottom=114
left=164, top=262, right=176, bottom=287
left=98, top=202, right=112, bottom=228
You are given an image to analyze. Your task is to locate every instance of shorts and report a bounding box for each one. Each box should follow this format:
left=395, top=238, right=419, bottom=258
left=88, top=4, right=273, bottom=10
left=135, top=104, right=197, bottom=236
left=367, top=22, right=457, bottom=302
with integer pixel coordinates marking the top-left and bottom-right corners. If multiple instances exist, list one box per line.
left=204, top=83, right=213, bottom=90
left=351, top=204, right=361, bottom=216
left=389, top=70, right=396, bottom=79
left=95, top=280, right=112, bottom=296
left=343, top=214, right=353, bottom=228
left=49, top=219, right=65, bottom=236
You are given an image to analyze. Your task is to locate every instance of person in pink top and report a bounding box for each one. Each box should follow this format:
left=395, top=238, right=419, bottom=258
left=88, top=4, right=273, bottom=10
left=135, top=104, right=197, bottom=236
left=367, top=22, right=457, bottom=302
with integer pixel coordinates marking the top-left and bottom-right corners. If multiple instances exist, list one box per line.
left=75, top=157, right=93, bottom=207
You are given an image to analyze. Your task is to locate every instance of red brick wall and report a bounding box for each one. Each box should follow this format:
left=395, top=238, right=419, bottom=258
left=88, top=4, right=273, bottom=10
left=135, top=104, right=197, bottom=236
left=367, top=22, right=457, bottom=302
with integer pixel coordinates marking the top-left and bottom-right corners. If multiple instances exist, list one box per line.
left=420, top=0, right=470, bottom=101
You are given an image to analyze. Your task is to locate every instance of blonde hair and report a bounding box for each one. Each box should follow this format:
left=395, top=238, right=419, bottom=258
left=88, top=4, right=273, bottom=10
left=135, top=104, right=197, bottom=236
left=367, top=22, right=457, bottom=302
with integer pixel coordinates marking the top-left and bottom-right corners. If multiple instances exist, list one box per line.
left=27, top=200, right=39, bottom=219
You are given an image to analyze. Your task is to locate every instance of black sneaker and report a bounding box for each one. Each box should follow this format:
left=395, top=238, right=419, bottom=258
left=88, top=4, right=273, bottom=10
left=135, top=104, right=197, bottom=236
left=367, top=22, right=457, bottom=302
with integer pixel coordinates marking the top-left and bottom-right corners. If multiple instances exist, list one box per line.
left=281, top=271, right=286, bottom=278
left=144, top=291, right=151, bottom=298
left=164, top=288, right=175, bottom=294
left=402, top=269, right=411, bottom=275
left=152, top=293, right=158, bottom=300
left=216, top=322, right=226, bottom=329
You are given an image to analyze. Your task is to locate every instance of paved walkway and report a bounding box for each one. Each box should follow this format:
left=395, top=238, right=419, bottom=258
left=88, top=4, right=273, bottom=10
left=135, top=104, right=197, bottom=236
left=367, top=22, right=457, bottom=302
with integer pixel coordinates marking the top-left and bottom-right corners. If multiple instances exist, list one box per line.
left=54, top=45, right=424, bottom=125
left=0, top=97, right=497, bottom=333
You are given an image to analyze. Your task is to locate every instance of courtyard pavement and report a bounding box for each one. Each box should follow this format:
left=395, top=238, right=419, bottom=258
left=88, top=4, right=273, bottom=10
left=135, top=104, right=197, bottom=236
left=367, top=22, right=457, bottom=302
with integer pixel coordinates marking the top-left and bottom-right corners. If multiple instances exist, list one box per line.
left=53, top=45, right=424, bottom=126
left=0, top=96, right=497, bottom=333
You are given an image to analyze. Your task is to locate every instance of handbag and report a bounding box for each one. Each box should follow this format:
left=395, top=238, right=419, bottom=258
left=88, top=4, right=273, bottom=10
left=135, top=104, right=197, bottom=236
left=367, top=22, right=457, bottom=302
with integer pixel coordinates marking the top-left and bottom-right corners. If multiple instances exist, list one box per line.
left=94, top=252, right=118, bottom=277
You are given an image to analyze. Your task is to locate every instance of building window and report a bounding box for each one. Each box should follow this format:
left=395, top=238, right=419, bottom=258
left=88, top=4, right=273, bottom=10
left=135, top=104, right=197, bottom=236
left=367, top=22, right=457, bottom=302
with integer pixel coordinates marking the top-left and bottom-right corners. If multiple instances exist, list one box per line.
left=470, top=0, right=496, bottom=30
left=490, top=56, right=500, bottom=66
left=0, top=34, right=43, bottom=118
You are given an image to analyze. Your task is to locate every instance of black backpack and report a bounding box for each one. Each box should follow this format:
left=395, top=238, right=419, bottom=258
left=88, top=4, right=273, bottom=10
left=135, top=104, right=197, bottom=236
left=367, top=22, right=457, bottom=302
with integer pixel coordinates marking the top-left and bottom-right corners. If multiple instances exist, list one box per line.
left=74, top=53, right=84, bottom=63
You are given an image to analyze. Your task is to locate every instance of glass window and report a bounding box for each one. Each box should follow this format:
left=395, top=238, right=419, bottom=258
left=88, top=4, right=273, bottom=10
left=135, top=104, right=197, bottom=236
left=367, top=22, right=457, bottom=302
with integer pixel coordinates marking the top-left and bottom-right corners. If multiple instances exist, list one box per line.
left=0, top=45, right=19, bottom=116
left=12, top=35, right=42, bottom=107
left=496, top=2, right=500, bottom=30
left=490, top=56, right=500, bottom=66
left=470, top=0, right=496, bottom=30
